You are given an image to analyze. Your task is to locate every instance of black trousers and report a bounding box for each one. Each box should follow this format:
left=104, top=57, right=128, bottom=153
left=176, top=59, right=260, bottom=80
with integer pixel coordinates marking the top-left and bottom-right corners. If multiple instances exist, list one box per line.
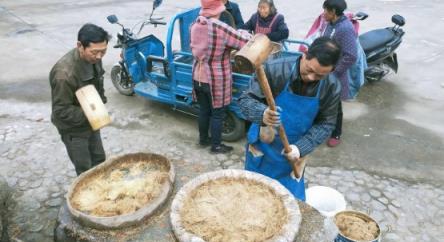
left=61, top=130, right=106, bottom=175
left=331, top=101, right=343, bottom=138
left=193, top=81, right=226, bottom=146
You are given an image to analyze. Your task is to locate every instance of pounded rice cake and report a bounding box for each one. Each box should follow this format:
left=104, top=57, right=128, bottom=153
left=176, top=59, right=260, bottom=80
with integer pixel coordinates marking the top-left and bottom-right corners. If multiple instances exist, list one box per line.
left=71, top=160, right=168, bottom=217
left=180, top=178, right=288, bottom=242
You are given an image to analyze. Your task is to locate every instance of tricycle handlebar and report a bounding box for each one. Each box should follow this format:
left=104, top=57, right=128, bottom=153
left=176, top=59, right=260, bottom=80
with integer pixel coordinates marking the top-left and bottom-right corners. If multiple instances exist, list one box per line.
left=149, top=20, right=167, bottom=25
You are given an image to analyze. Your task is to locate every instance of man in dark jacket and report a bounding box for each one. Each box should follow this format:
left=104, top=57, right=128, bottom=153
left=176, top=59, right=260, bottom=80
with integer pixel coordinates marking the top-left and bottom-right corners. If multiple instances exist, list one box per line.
left=238, top=37, right=341, bottom=201
left=220, top=0, right=244, bottom=29
left=49, top=23, right=110, bottom=175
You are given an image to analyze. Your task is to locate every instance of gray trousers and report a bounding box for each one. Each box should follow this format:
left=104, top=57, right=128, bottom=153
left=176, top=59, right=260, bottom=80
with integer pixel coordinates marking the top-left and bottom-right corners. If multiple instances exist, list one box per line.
left=61, top=130, right=106, bottom=175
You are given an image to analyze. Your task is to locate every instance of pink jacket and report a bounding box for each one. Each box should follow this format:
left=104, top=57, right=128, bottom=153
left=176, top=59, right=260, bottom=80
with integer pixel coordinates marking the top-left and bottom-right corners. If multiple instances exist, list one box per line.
left=191, top=16, right=250, bottom=108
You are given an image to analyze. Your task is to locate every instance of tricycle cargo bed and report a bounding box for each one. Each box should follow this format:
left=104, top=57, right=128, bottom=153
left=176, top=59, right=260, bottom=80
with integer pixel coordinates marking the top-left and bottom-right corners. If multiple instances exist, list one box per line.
left=112, top=7, right=304, bottom=141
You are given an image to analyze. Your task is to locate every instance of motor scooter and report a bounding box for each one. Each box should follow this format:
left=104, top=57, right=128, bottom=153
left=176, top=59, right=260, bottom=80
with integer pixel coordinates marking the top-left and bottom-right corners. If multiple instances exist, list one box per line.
left=354, top=12, right=406, bottom=82
left=107, top=1, right=264, bottom=141
left=296, top=12, right=406, bottom=83
left=107, top=0, right=166, bottom=96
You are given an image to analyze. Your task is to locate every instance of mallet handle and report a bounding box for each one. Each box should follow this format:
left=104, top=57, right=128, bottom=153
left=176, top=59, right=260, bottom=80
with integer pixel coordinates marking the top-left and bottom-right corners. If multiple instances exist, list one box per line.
left=255, top=67, right=291, bottom=150
left=256, top=66, right=304, bottom=178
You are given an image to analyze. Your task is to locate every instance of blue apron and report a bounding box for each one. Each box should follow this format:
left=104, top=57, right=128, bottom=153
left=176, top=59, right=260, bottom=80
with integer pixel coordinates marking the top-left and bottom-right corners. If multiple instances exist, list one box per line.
left=245, top=65, right=323, bottom=201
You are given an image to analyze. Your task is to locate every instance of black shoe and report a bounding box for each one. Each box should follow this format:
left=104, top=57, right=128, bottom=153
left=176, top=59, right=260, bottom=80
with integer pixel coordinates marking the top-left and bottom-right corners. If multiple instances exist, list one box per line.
left=199, top=138, right=211, bottom=147
left=210, top=144, right=233, bottom=154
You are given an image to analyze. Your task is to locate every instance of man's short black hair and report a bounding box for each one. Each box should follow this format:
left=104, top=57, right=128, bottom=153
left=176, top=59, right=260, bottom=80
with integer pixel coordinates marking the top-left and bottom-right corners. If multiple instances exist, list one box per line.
left=77, top=23, right=111, bottom=48
left=306, top=36, right=341, bottom=67
left=323, top=0, right=347, bottom=16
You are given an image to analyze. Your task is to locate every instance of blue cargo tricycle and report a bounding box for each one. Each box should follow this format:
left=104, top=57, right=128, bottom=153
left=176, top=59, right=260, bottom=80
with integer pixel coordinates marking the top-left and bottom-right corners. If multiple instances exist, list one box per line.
left=107, top=1, right=304, bottom=141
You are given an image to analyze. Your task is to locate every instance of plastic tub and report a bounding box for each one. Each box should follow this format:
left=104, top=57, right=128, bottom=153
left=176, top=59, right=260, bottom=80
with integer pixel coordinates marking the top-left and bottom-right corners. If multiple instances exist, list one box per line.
left=305, top=185, right=346, bottom=217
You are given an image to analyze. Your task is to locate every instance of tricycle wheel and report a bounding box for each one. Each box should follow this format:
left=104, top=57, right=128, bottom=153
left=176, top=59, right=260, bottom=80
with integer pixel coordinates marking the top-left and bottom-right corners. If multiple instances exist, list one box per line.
left=222, top=111, right=245, bottom=142
left=111, top=64, right=134, bottom=96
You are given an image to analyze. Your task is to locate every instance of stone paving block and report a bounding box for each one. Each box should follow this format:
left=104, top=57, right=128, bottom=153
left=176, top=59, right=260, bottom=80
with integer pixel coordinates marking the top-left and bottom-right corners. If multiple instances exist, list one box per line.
left=370, top=211, right=384, bottom=223
left=378, top=196, right=389, bottom=205
left=383, top=190, right=396, bottom=200
left=361, top=193, right=371, bottom=202
left=351, top=185, right=364, bottom=193
left=6, top=177, right=18, bottom=187
left=428, top=227, right=443, bottom=239
left=51, top=192, right=61, bottom=198
left=46, top=198, right=63, bottom=207
left=383, top=210, right=396, bottom=223
left=28, top=180, right=42, bottom=189
left=384, top=232, right=401, bottom=241
left=215, top=154, right=227, bottom=161
left=28, top=222, right=44, bottom=233
left=24, top=200, right=41, bottom=211
left=331, top=169, right=342, bottom=175
left=230, top=154, right=240, bottom=160
left=223, top=159, right=235, bottom=166
left=28, top=188, right=49, bottom=203
left=346, top=192, right=360, bottom=202
left=371, top=199, right=386, bottom=211
left=369, top=189, right=381, bottom=198
left=391, top=199, right=401, bottom=208
left=388, top=204, right=399, bottom=216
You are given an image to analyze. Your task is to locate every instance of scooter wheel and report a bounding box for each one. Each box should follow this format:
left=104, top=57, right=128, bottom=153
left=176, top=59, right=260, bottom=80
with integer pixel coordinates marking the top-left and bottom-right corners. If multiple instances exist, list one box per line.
left=111, top=64, right=134, bottom=96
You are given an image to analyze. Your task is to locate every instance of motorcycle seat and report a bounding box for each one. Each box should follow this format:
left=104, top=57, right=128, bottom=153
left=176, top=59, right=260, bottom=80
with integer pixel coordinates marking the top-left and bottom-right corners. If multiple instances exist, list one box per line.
left=359, top=28, right=395, bottom=55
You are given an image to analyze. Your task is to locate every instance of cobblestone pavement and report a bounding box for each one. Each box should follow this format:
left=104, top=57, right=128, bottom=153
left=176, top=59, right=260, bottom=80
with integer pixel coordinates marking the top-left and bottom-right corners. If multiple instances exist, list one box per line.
left=1, top=0, right=444, bottom=241
left=1, top=102, right=443, bottom=241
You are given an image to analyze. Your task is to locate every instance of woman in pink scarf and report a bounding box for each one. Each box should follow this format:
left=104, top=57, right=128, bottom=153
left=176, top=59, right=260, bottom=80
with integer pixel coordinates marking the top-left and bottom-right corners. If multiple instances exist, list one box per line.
left=191, top=0, right=250, bottom=153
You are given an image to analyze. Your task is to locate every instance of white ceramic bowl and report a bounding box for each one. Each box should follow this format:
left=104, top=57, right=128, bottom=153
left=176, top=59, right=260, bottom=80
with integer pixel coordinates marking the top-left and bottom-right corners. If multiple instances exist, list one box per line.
left=305, top=186, right=346, bottom=217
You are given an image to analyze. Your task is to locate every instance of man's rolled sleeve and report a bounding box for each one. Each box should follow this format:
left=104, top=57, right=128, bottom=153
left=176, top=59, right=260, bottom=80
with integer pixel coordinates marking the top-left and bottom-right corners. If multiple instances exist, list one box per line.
left=294, top=121, right=335, bottom=157
left=294, top=77, right=341, bottom=157
left=238, top=92, right=267, bottom=124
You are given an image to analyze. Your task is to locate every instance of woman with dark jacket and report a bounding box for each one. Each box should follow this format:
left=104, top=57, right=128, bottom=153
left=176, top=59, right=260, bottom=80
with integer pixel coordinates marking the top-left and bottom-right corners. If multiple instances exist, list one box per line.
left=241, top=0, right=289, bottom=42
left=219, top=0, right=244, bottom=29
left=321, top=0, right=358, bottom=147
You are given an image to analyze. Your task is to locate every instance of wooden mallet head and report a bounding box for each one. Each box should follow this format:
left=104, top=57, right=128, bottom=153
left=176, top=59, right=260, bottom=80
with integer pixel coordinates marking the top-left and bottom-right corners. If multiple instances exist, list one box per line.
left=234, top=34, right=281, bottom=74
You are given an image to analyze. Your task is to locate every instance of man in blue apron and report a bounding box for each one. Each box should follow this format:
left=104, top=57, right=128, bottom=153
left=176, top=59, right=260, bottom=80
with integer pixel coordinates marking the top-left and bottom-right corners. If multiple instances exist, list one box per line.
left=238, top=37, right=342, bottom=201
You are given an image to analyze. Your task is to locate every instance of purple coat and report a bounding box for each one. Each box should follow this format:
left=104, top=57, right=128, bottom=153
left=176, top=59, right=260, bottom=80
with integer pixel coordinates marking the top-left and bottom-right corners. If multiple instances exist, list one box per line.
left=323, top=15, right=358, bottom=100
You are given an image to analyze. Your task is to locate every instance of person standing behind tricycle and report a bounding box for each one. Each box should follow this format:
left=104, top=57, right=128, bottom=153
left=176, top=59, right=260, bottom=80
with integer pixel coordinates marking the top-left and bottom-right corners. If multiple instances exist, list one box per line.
left=219, top=0, right=244, bottom=29
left=321, top=0, right=362, bottom=147
left=191, top=0, right=250, bottom=154
left=241, top=0, right=289, bottom=42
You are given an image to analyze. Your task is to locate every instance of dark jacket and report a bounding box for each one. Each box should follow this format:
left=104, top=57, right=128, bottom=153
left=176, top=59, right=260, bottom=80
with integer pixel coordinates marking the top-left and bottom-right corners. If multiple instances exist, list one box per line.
left=238, top=55, right=341, bottom=156
left=242, top=12, right=289, bottom=42
left=219, top=1, right=244, bottom=29
left=49, top=48, right=107, bottom=135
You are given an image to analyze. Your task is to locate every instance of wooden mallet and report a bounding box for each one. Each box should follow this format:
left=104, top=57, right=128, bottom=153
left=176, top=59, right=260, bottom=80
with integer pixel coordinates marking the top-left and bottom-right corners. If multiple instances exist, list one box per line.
left=234, top=34, right=305, bottom=178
